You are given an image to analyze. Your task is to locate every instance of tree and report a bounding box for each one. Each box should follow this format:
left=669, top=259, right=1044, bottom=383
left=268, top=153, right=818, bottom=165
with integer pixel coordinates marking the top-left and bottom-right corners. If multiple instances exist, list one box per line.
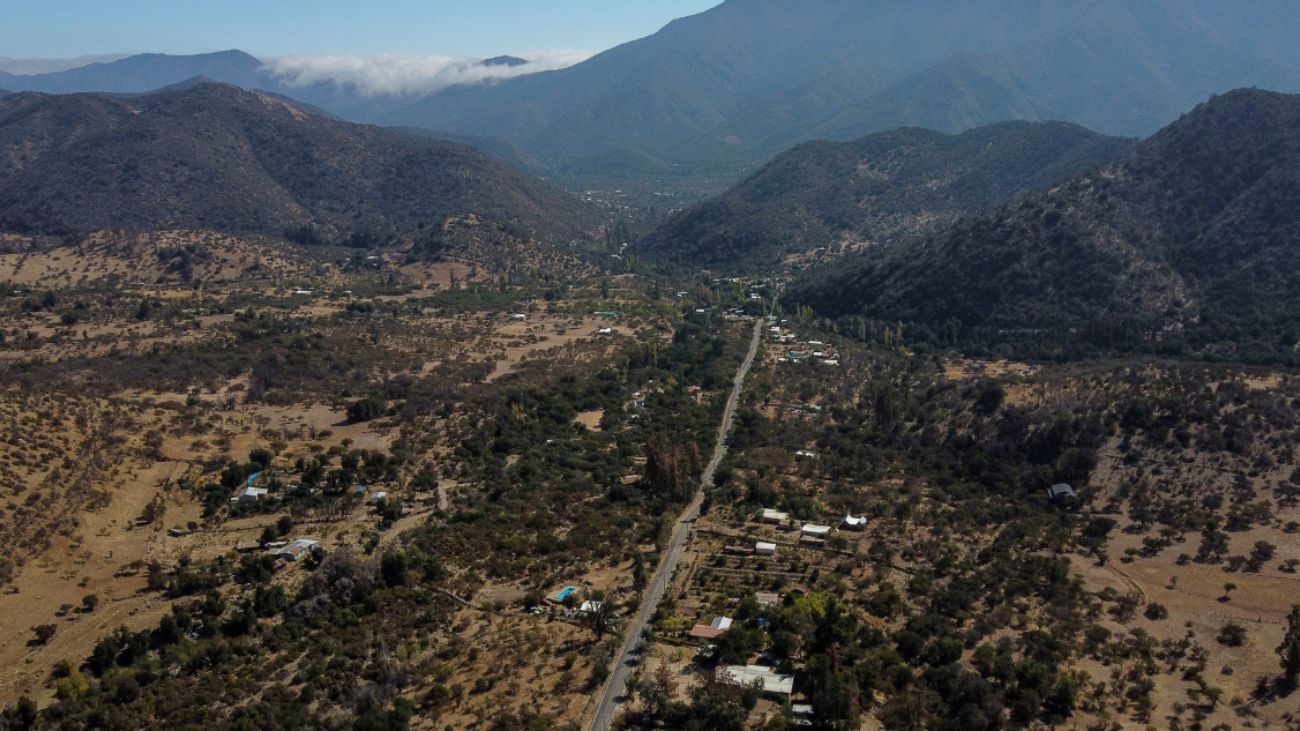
left=1217, top=622, right=1247, bottom=647
left=139, top=495, right=166, bottom=525
left=248, top=447, right=273, bottom=469
left=81, top=594, right=99, bottom=613
left=582, top=590, right=616, bottom=640
left=640, top=661, right=677, bottom=718
left=31, top=624, right=57, bottom=645
left=1280, top=605, right=1300, bottom=684
left=380, top=551, right=408, bottom=588
left=347, top=396, right=386, bottom=423
left=54, top=666, right=90, bottom=700
left=1221, top=582, right=1237, bottom=602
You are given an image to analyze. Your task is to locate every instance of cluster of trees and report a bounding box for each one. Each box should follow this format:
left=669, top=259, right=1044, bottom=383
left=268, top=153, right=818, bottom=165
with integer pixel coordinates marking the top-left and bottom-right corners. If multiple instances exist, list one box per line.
left=696, top=337, right=1300, bottom=726
left=7, top=542, right=446, bottom=729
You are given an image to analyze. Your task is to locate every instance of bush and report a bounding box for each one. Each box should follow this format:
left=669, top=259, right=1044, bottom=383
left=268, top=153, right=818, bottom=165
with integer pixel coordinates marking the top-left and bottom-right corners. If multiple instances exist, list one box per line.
left=1217, top=622, right=1247, bottom=647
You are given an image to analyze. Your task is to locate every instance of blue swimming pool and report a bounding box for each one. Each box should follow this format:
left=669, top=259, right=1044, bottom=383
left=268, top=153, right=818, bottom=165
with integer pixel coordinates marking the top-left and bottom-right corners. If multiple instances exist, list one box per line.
left=246, top=471, right=262, bottom=486
left=553, top=586, right=577, bottom=601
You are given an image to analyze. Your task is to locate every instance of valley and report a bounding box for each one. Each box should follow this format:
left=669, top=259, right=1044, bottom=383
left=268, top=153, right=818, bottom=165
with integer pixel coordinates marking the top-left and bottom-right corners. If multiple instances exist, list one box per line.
left=3, top=3, right=1300, bottom=730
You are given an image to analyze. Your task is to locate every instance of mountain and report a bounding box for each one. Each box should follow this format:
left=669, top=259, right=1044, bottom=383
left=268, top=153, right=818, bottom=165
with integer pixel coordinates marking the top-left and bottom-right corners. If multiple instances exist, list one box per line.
left=0, top=54, right=129, bottom=75
left=482, top=56, right=528, bottom=68
left=0, top=50, right=271, bottom=94
left=0, top=83, right=598, bottom=254
left=635, top=121, right=1133, bottom=268
left=787, top=89, right=1300, bottom=361
left=381, top=0, right=1300, bottom=178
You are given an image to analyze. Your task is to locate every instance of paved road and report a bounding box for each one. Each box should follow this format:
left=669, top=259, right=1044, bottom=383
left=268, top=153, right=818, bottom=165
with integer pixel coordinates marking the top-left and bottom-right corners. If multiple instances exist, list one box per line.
left=589, top=318, right=763, bottom=731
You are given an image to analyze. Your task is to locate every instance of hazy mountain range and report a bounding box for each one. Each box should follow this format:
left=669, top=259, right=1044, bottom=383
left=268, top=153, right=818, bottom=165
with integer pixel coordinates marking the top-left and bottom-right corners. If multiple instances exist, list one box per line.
left=2, top=0, right=1299, bottom=184
left=0, top=54, right=128, bottom=75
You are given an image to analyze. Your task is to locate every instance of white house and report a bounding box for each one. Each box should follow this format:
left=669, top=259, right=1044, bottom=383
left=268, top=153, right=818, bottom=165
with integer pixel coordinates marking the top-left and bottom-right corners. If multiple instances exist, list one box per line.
left=275, top=539, right=320, bottom=562
left=510, top=313, right=528, bottom=321
left=716, top=665, right=794, bottom=697
left=366, top=491, right=389, bottom=505
left=755, top=541, right=777, bottom=556
left=843, top=514, right=867, bottom=530
left=801, top=523, right=833, bottom=539
left=236, top=486, right=269, bottom=502
left=761, top=508, right=790, bottom=524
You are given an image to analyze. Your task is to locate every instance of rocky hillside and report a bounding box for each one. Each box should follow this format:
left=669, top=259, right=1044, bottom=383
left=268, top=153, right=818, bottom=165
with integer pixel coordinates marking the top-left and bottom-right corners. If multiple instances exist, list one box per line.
left=636, top=121, right=1132, bottom=268
left=0, top=83, right=598, bottom=256
left=788, top=89, right=1300, bottom=362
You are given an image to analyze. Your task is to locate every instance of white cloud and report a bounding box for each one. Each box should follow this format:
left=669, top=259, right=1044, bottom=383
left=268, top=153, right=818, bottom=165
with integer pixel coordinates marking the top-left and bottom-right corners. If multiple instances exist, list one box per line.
left=262, top=50, right=592, bottom=96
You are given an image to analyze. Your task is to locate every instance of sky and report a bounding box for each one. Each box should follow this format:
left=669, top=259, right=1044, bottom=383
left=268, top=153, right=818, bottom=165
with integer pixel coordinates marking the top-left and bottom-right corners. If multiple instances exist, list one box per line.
left=0, top=1, right=722, bottom=60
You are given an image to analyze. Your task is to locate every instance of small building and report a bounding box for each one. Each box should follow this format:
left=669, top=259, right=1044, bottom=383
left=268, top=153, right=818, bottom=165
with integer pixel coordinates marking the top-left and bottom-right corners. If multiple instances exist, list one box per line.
left=819, top=358, right=839, bottom=366
left=275, top=539, right=320, bottom=562
left=1048, top=483, right=1078, bottom=502
left=761, top=508, right=790, bottom=524
left=236, top=486, right=269, bottom=502
left=842, top=514, right=867, bottom=530
left=794, top=449, right=818, bottom=460
left=755, top=591, right=781, bottom=607
left=367, top=491, right=389, bottom=505
left=509, top=313, right=528, bottom=321
left=755, top=541, right=777, bottom=556
left=801, top=523, right=833, bottom=539
left=597, top=327, right=614, bottom=335
left=716, top=665, right=794, bottom=697
left=593, top=311, right=618, bottom=318
left=688, top=616, right=734, bottom=640
left=579, top=600, right=604, bottom=614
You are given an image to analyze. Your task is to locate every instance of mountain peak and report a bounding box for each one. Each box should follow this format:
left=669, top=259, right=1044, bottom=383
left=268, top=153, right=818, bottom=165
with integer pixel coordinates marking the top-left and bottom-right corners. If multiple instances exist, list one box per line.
left=481, top=56, right=528, bottom=68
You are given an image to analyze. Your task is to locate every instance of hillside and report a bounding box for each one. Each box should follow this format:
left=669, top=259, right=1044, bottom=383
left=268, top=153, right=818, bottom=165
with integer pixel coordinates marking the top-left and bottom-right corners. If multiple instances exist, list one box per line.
left=383, top=0, right=1300, bottom=176
left=788, top=89, right=1300, bottom=362
left=0, top=83, right=598, bottom=256
left=635, top=121, right=1132, bottom=268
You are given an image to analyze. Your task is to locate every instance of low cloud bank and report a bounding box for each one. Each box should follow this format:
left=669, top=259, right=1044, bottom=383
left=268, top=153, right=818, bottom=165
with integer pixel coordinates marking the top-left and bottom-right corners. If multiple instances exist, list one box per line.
left=263, top=50, right=591, bottom=96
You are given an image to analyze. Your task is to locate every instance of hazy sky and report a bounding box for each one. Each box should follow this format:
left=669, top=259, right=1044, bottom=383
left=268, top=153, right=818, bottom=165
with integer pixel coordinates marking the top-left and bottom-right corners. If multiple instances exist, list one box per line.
left=0, top=1, right=721, bottom=59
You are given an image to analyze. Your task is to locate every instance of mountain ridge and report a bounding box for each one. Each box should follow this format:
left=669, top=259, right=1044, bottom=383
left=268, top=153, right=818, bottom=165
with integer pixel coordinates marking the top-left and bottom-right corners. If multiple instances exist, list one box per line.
left=380, top=0, right=1300, bottom=176
left=635, top=120, right=1134, bottom=269
left=787, top=88, right=1300, bottom=362
left=0, top=82, right=598, bottom=256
